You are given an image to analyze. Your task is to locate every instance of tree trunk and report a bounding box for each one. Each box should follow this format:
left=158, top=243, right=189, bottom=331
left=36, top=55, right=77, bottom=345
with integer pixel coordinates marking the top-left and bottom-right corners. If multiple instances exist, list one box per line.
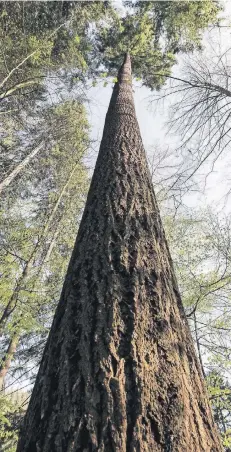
left=0, top=333, right=19, bottom=391
left=0, top=260, right=33, bottom=335
left=193, top=311, right=206, bottom=378
left=43, top=227, right=60, bottom=263
left=0, top=143, right=43, bottom=195
left=17, top=55, right=222, bottom=451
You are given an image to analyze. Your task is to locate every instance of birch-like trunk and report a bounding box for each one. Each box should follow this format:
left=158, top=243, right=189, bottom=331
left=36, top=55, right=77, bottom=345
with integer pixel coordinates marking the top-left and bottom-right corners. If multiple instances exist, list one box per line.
left=17, top=55, right=221, bottom=452
left=0, top=334, right=19, bottom=391
left=0, top=143, right=43, bottom=195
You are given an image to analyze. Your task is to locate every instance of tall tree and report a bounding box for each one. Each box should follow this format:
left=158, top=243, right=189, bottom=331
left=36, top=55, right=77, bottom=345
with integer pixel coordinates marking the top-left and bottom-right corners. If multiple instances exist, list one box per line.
left=17, top=55, right=221, bottom=451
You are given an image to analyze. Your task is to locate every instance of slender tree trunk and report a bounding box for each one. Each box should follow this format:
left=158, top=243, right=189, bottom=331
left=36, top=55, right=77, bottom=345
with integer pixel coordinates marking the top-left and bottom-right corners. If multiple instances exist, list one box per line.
left=17, top=55, right=222, bottom=451
left=0, top=258, right=34, bottom=335
left=43, top=227, right=60, bottom=263
left=0, top=143, right=43, bottom=195
left=0, top=79, right=40, bottom=101
left=0, top=334, right=19, bottom=391
left=193, top=311, right=206, bottom=378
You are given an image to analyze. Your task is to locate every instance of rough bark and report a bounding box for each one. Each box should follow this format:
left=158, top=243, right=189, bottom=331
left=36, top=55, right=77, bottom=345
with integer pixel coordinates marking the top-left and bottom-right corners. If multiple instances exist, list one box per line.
left=17, top=55, right=222, bottom=452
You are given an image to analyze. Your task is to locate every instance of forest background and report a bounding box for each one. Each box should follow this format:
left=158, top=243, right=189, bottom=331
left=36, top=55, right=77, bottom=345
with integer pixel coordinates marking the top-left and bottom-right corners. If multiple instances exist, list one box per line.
left=1, top=1, right=231, bottom=450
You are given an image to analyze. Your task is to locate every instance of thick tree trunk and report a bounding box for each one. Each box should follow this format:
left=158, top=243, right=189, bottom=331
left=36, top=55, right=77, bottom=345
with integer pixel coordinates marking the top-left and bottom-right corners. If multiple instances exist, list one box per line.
left=17, top=55, right=221, bottom=451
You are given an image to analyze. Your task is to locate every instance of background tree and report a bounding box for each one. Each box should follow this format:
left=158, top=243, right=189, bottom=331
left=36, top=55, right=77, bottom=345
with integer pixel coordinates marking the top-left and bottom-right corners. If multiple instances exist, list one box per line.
left=207, top=371, right=231, bottom=450
left=164, top=210, right=231, bottom=374
left=0, top=1, right=111, bottom=105
left=150, top=38, right=231, bottom=201
left=0, top=1, right=112, bottom=198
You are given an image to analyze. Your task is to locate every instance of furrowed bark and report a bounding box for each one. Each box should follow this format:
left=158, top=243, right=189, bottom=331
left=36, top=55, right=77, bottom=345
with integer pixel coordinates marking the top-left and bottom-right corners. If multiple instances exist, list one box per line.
left=17, top=54, right=222, bottom=452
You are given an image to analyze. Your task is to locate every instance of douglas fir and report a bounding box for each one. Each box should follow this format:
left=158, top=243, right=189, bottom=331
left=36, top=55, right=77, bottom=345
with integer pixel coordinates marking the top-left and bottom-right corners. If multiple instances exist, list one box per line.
left=17, top=55, right=221, bottom=451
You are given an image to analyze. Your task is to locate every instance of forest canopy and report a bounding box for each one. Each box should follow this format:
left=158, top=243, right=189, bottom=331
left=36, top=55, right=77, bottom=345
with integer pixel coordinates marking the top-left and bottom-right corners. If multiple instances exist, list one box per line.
left=1, top=1, right=231, bottom=450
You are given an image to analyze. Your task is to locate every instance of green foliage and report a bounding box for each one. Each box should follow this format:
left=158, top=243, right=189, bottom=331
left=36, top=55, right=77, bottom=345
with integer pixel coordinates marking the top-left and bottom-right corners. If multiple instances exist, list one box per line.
left=0, top=0, right=222, bottom=99
left=0, top=393, right=21, bottom=451
left=207, top=371, right=231, bottom=449
left=136, top=1, right=221, bottom=52
left=96, top=11, right=175, bottom=90
left=0, top=98, right=90, bottom=331
left=0, top=1, right=112, bottom=108
left=96, top=0, right=221, bottom=89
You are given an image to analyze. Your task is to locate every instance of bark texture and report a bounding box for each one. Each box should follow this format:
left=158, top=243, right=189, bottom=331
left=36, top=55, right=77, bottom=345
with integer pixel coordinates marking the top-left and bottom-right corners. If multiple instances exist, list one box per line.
left=17, top=55, right=222, bottom=452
